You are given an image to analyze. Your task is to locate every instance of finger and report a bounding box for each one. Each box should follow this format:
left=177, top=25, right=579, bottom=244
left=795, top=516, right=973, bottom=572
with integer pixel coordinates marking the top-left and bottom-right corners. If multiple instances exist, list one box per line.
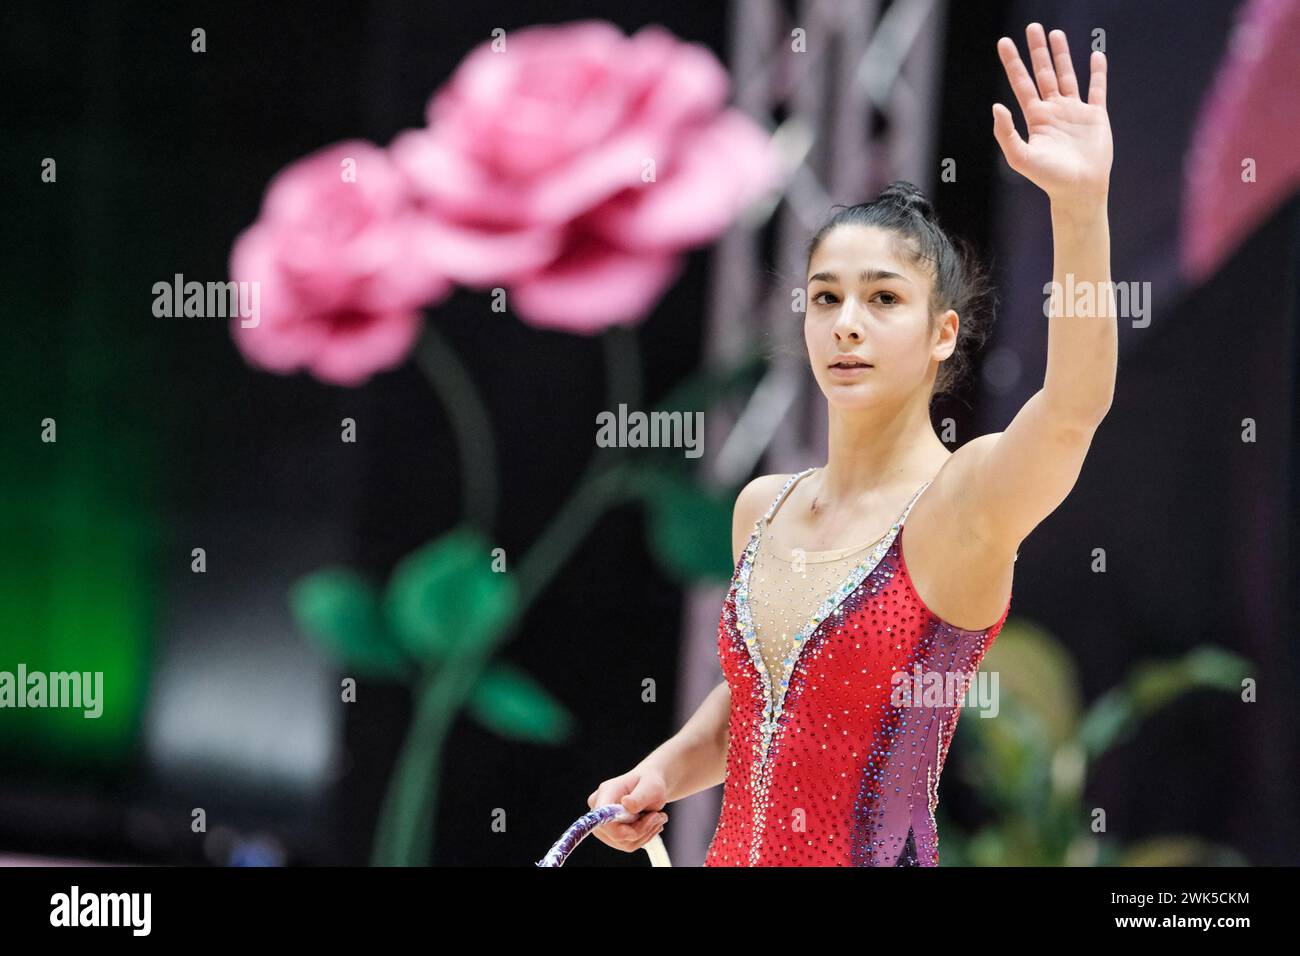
left=593, top=787, right=629, bottom=817
left=597, top=828, right=647, bottom=852
left=620, top=792, right=644, bottom=815
left=630, top=824, right=666, bottom=852
left=602, top=812, right=664, bottom=843
left=628, top=812, right=666, bottom=838
left=592, top=829, right=641, bottom=853
left=997, top=36, right=1039, bottom=119
left=1048, top=29, right=1079, bottom=98
left=1087, top=49, right=1107, bottom=108
left=991, top=102, right=1027, bottom=169
left=636, top=811, right=667, bottom=839
left=1025, top=23, right=1059, bottom=99
left=596, top=820, right=643, bottom=844
left=623, top=777, right=665, bottom=815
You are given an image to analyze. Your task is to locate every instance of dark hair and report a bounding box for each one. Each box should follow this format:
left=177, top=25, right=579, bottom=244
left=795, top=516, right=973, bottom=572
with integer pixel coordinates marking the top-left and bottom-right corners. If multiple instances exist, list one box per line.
left=804, top=180, right=996, bottom=400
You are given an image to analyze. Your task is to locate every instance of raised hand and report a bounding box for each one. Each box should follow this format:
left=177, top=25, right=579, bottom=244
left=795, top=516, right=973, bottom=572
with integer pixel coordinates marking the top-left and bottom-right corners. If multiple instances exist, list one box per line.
left=993, top=24, right=1112, bottom=206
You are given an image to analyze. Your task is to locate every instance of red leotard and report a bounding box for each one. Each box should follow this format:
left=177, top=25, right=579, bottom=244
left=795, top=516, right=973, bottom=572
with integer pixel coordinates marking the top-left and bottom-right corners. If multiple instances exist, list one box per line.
left=704, top=468, right=1011, bottom=866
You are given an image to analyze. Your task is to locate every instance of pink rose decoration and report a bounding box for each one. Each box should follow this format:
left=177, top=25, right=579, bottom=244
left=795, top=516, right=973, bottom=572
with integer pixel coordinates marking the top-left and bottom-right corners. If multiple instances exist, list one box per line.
left=229, top=140, right=452, bottom=386
left=1181, top=0, right=1300, bottom=285
left=389, top=19, right=782, bottom=333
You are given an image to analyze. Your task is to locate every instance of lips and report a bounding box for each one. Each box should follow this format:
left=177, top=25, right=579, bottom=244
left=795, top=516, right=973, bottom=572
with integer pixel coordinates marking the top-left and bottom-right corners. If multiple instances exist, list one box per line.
left=829, top=359, right=872, bottom=368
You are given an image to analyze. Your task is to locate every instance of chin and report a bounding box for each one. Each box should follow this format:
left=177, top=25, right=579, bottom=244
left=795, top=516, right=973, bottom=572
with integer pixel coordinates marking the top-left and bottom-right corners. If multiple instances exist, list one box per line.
left=816, top=378, right=879, bottom=408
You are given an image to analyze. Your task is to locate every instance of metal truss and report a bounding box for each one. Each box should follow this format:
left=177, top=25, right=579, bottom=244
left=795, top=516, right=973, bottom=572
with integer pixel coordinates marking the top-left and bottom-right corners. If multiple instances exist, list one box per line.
left=675, top=0, right=950, bottom=865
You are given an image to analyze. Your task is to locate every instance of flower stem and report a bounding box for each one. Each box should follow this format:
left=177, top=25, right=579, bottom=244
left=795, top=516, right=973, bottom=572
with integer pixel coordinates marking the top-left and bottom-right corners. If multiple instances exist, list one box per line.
left=509, top=459, right=635, bottom=614
left=416, top=324, right=498, bottom=531
left=603, top=324, right=642, bottom=410
left=376, top=324, right=654, bottom=865
left=371, top=457, right=640, bottom=865
left=371, top=657, right=477, bottom=866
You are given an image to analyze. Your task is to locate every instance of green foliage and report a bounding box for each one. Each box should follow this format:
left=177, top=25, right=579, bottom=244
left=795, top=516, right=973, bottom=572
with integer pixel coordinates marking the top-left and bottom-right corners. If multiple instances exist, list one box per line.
left=383, top=527, right=516, bottom=664
left=291, top=569, right=410, bottom=678
left=641, top=469, right=737, bottom=584
left=467, top=661, right=575, bottom=743
left=942, top=620, right=1253, bottom=865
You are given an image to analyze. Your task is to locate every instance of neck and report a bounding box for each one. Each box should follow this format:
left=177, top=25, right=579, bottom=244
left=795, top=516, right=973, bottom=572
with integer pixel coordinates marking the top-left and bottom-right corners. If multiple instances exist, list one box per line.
left=815, top=393, right=947, bottom=508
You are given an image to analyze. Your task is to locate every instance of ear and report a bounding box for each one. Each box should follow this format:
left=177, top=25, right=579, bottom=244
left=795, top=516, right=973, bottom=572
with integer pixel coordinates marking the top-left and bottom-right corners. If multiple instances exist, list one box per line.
left=932, top=308, right=960, bottom=359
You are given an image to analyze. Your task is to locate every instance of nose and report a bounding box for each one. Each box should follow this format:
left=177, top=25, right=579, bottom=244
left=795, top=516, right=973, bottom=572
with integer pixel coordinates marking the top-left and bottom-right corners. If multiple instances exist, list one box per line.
left=832, top=301, right=865, bottom=341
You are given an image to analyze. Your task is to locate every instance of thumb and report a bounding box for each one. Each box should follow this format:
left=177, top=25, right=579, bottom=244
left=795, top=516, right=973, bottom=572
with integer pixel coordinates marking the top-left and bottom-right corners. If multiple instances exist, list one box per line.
left=991, top=103, right=1027, bottom=166
left=621, top=774, right=665, bottom=816
left=620, top=789, right=646, bottom=815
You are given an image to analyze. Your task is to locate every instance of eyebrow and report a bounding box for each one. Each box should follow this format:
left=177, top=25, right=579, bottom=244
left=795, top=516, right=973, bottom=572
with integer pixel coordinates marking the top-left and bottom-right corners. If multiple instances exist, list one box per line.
left=808, top=269, right=911, bottom=285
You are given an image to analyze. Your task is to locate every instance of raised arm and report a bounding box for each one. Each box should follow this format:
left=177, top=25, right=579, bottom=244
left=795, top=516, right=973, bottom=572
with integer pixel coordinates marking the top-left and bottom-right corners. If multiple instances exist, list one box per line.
left=945, top=23, right=1116, bottom=558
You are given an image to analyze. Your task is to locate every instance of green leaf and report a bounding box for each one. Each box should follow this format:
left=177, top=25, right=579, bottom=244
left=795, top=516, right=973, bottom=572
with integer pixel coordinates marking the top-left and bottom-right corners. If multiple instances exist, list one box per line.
left=290, top=569, right=410, bottom=678
left=383, top=527, right=516, bottom=663
left=642, top=470, right=736, bottom=583
left=467, top=662, right=575, bottom=744
left=1078, top=644, right=1253, bottom=757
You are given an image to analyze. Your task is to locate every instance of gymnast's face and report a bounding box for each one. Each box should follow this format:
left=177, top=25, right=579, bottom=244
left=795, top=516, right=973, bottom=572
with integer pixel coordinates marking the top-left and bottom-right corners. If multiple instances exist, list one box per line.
left=804, top=224, right=955, bottom=410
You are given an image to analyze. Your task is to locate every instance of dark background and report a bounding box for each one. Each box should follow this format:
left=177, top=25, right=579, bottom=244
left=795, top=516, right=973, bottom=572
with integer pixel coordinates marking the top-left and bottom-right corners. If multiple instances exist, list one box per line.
left=1, top=0, right=1295, bottom=865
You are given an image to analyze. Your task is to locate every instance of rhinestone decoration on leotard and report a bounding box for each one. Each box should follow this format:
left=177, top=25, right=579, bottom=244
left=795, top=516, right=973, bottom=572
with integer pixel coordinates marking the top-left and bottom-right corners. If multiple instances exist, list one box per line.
left=704, top=469, right=1013, bottom=867
left=734, top=469, right=929, bottom=865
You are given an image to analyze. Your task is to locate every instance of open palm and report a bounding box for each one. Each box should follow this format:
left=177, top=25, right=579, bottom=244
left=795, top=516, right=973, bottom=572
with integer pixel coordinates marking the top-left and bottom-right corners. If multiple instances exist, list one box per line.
left=993, top=24, right=1112, bottom=203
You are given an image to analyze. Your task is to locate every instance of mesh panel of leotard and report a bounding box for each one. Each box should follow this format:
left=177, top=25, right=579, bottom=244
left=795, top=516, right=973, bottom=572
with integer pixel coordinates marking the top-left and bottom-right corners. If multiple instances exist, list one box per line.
left=746, top=527, right=885, bottom=692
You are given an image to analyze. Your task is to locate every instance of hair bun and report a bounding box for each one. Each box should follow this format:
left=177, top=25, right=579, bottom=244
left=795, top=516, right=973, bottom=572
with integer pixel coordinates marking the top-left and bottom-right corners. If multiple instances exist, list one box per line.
left=876, top=180, right=935, bottom=221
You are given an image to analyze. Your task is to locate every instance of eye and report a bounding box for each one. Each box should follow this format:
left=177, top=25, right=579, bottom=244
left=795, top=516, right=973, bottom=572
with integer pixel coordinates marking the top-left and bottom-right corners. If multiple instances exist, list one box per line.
left=811, top=290, right=899, bottom=307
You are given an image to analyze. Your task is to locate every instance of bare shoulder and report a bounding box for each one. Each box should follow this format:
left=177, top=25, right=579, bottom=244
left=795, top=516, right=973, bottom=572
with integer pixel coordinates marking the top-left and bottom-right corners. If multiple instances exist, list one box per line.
left=903, top=435, right=1017, bottom=631
left=731, top=473, right=790, bottom=565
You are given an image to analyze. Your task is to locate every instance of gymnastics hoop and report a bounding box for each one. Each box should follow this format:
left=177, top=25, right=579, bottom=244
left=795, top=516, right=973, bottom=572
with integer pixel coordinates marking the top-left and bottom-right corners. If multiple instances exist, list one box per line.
left=536, top=804, right=671, bottom=867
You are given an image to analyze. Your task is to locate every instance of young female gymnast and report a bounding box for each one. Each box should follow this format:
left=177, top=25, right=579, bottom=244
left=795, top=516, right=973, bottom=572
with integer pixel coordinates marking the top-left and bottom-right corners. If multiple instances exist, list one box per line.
left=587, top=23, right=1115, bottom=865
